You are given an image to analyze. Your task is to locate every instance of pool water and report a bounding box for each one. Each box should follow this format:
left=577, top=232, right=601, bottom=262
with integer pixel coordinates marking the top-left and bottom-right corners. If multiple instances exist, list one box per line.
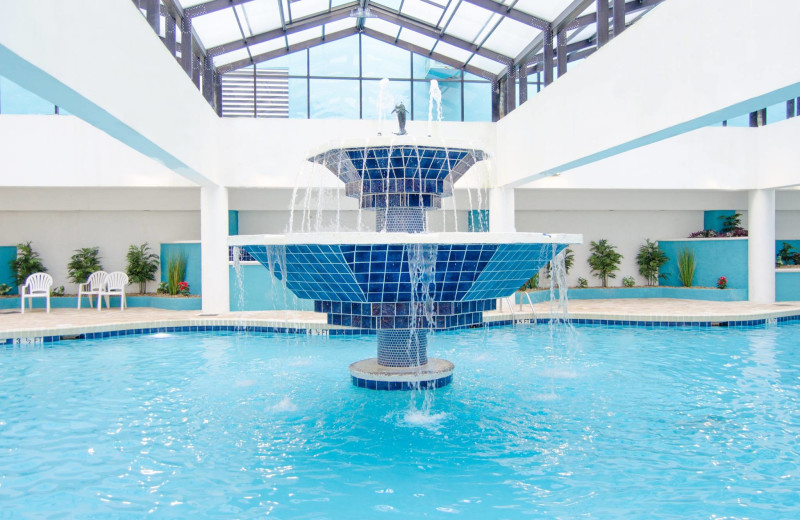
left=1, top=324, right=799, bottom=518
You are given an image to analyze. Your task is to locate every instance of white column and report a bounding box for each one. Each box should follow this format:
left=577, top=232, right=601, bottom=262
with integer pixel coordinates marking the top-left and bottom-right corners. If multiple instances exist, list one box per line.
left=201, top=185, right=230, bottom=314
left=489, top=187, right=516, bottom=310
left=489, top=187, right=516, bottom=232
left=748, top=188, right=775, bottom=303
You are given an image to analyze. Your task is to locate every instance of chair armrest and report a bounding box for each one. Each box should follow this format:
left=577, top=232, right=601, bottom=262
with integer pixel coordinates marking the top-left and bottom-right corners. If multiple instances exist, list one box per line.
left=77, top=283, right=88, bottom=292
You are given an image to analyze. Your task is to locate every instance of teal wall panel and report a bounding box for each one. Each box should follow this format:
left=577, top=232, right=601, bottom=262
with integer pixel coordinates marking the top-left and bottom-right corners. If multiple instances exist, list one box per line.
left=228, top=210, right=239, bottom=236
left=1, top=295, right=201, bottom=310
left=776, top=271, right=800, bottom=302
left=160, top=243, right=202, bottom=295
left=229, top=264, right=314, bottom=312
left=659, top=239, right=748, bottom=289
left=703, top=210, right=737, bottom=233
left=468, top=210, right=489, bottom=232
left=0, top=245, right=17, bottom=294
left=518, top=286, right=748, bottom=304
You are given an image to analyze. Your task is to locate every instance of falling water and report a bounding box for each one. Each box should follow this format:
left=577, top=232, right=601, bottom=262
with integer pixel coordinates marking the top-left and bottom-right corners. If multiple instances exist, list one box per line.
left=427, top=80, right=442, bottom=137
left=232, top=246, right=246, bottom=313
left=548, top=246, right=571, bottom=326
left=406, top=242, right=440, bottom=418
left=377, top=78, right=392, bottom=136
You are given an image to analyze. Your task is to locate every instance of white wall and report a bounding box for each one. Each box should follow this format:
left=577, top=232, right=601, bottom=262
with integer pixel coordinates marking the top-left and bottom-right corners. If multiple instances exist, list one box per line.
left=0, top=117, right=194, bottom=187
left=0, top=211, right=199, bottom=293
left=517, top=210, right=701, bottom=287
left=217, top=118, right=497, bottom=188
left=0, top=0, right=219, bottom=185
left=497, top=0, right=800, bottom=185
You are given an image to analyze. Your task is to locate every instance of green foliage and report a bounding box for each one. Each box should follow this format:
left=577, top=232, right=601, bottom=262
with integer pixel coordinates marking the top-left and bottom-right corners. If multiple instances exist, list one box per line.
left=636, top=239, right=668, bottom=286
left=0, top=283, right=11, bottom=296
left=67, top=247, right=102, bottom=285
left=563, top=248, right=574, bottom=274
left=126, top=243, right=160, bottom=294
left=588, top=239, right=623, bottom=288
left=157, top=282, right=169, bottom=294
left=10, top=242, right=47, bottom=286
left=677, top=249, right=696, bottom=287
left=52, top=286, right=65, bottom=296
left=166, top=254, right=187, bottom=296
left=521, top=271, right=539, bottom=291
left=777, top=242, right=797, bottom=266
left=622, top=276, right=636, bottom=287
left=577, top=277, right=588, bottom=288
left=718, top=213, right=742, bottom=234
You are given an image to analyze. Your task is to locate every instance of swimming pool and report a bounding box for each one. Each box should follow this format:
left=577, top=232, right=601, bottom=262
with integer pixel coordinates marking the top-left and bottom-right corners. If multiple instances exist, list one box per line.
left=1, top=324, right=798, bottom=518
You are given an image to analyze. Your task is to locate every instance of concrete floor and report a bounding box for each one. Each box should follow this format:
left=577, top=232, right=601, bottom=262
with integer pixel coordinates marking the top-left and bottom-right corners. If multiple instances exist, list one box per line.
left=3, top=299, right=800, bottom=341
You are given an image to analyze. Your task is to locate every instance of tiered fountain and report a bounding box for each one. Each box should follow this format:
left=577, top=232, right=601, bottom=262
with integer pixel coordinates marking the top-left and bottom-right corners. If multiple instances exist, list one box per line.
left=231, top=110, right=581, bottom=390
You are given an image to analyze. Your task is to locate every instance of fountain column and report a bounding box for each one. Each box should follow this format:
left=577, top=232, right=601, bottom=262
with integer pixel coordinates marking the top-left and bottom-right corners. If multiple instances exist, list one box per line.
left=748, top=188, right=775, bottom=303
left=201, top=185, right=230, bottom=314
left=489, top=187, right=516, bottom=232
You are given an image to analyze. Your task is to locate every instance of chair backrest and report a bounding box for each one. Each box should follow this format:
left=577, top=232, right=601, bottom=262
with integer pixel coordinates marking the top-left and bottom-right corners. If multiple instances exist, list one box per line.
left=105, top=271, right=129, bottom=291
left=87, top=271, right=108, bottom=290
left=24, top=272, right=53, bottom=293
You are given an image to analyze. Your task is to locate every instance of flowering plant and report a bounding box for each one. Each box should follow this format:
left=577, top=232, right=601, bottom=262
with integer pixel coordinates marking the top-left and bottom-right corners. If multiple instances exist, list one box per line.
left=717, top=276, right=727, bottom=289
left=177, top=281, right=190, bottom=295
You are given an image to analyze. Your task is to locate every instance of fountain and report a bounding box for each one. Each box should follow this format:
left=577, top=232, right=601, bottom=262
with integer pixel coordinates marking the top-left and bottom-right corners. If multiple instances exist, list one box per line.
left=230, top=95, right=581, bottom=390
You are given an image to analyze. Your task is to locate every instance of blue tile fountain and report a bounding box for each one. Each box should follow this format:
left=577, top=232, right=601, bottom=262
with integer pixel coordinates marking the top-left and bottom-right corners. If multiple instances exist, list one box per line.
left=232, top=138, right=580, bottom=390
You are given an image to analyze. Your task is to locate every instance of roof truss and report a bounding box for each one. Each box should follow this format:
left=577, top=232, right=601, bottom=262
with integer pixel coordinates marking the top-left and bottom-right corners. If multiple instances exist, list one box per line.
left=180, top=0, right=665, bottom=84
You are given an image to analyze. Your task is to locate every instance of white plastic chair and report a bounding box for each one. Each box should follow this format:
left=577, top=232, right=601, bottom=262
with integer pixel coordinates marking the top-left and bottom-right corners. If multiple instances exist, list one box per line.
left=20, top=272, right=53, bottom=314
left=77, top=271, right=107, bottom=309
left=98, top=271, right=128, bottom=311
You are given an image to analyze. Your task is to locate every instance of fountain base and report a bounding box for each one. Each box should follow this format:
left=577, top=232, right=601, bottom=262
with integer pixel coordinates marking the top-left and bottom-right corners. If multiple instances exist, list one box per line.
left=349, top=358, right=454, bottom=390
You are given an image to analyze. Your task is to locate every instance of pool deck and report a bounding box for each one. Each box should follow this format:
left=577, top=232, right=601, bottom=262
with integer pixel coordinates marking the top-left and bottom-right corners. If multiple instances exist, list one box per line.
left=3, top=298, right=800, bottom=341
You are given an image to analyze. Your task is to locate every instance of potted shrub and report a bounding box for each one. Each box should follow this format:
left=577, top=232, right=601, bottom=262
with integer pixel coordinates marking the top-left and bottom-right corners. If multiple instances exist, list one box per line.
left=166, top=254, right=187, bottom=295
left=636, top=239, right=668, bottom=286
left=677, top=248, right=696, bottom=287
left=10, top=242, right=47, bottom=286
left=622, top=277, right=636, bottom=287
left=126, top=243, right=160, bottom=294
left=588, top=239, right=622, bottom=288
left=67, top=247, right=103, bottom=286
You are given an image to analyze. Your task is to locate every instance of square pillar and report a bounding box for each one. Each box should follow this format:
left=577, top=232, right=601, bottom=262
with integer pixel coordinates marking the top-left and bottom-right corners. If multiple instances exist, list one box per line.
left=489, top=187, right=515, bottom=233
left=543, top=26, right=554, bottom=86
left=201, top=185, right=230, bottom=313
left=748, top=189, right=775, bottom=303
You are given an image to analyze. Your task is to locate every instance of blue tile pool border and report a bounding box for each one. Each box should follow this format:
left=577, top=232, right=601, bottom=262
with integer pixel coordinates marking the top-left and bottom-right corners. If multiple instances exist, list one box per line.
left=4, top=314, right=800, bottom=345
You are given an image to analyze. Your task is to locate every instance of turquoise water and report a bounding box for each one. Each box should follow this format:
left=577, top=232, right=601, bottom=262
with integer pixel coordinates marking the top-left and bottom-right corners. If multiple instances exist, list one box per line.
left=1, top=325, right=799, bottom=518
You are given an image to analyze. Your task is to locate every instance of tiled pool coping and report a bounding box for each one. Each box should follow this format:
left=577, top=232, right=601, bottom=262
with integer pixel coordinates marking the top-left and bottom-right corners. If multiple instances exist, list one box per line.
left=2, top=299, right=800, bottom=344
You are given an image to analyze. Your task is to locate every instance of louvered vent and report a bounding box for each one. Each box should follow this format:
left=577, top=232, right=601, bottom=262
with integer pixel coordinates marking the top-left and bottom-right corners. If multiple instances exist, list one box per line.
left=221, top=68, right=289, bottom=118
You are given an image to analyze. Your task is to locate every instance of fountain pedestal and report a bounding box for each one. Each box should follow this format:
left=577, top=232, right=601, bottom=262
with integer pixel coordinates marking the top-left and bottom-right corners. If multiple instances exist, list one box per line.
left=350, top=358, right=454, bottom=390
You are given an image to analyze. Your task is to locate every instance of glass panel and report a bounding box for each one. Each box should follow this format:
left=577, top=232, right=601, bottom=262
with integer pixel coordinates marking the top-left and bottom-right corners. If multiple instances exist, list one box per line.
left=726, top=113, right=750, bottom=127
left=289, top=78, right=308, bottom=118
left=766, top=101, right=788, bottom=125
left=439, top=80, right=461, bottom=122
left=310, top=79, right=359, bottom=118
left=413, top=54, right=459, bottom=81
left=309, top=35, right=359, bottom=77
left=412, top=80, right=460, bottom=122
left=463, top=81, right=491, bottom=122
left=463, top=72, right=486, bottom=82
left=257, top=50, right=308, bottom=76
left=361, top=37, right=411, bottom=79
left=362, top=79, right=411, bottom=120
left=0, top=76, right=54, bottom=115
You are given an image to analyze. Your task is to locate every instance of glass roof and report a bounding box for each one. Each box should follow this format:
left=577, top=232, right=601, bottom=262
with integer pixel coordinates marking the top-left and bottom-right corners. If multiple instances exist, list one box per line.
left=177, top=0, right=663, bottom=79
